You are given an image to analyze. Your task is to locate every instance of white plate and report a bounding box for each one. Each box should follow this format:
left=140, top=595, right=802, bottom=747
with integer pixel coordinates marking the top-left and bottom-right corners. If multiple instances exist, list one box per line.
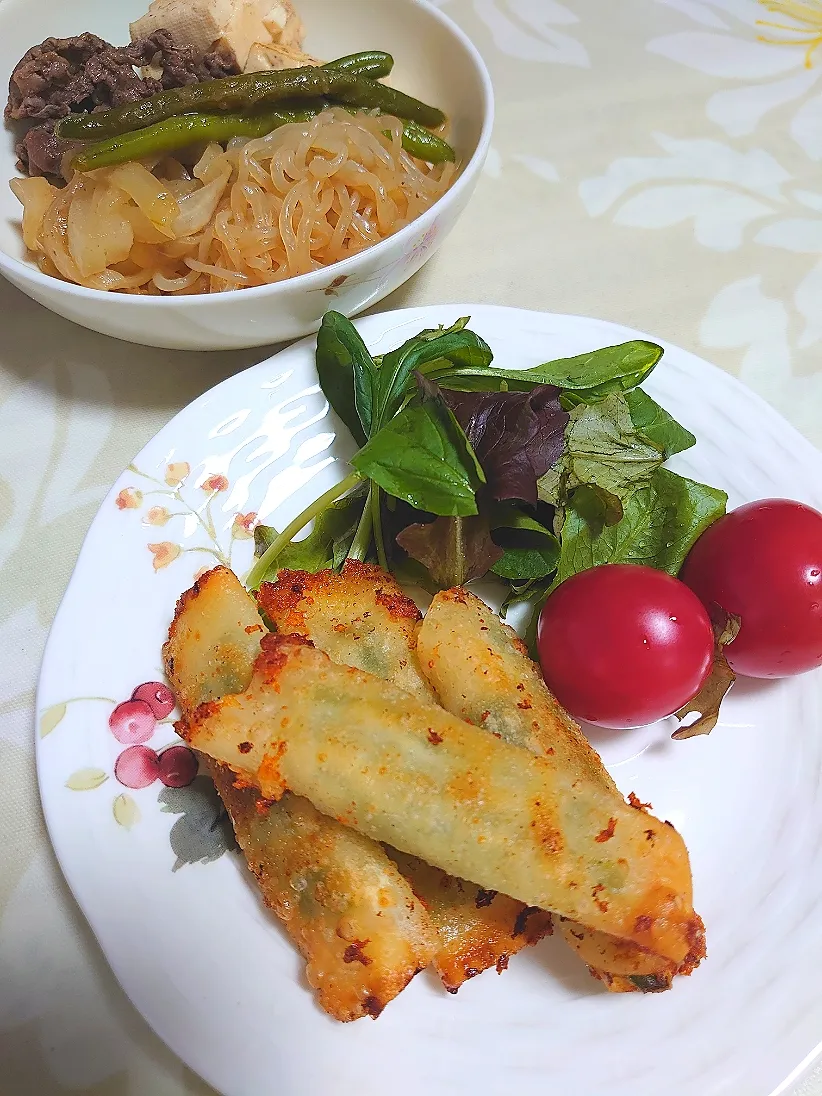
left=36, top=306, right=822, bottom=1096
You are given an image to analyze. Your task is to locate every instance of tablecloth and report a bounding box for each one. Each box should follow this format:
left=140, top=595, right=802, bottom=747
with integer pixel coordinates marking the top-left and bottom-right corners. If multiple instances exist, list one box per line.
left=2, top=1, right=822, bottom=1093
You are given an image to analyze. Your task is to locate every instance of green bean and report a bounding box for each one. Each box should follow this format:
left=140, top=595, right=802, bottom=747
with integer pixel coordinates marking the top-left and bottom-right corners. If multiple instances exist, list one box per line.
left=72, top=106, right=455, bottom=172
left=56, top=66, right=359, bottom=141
left=324, top=51, right=394, bottom=79
left=396, top=119, right=455, bottom=163
left=71, top=104, right=324, bottom=172
left=332, top=78, right=445, bottom=128
left=342, top=104, right=456, bottom=164
left=57, top=56, right=444, bottom=142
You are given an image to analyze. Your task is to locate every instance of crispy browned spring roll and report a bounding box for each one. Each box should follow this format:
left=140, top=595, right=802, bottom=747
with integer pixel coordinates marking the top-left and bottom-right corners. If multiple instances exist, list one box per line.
left=387, top=848, right=551, bottom=989
left=257, top=563, right=552, bottom=991
left=163, top=567, right=436, bottom=1021
left=208, top=762, right=435, bottom=1019
left=179, top=629, right=702, bottom=966
left=416, top=588, right=706, bottom=992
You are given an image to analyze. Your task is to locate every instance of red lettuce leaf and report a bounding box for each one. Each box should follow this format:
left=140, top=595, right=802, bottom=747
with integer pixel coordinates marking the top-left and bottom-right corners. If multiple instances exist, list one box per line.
left=395, top=514, right=503, bottom=588
left=436, top=380, right=569, bottom=504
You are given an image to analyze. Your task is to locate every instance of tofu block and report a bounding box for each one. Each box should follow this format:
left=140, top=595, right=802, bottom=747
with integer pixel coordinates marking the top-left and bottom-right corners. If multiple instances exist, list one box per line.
left=130, top=0, right=307, bottom=72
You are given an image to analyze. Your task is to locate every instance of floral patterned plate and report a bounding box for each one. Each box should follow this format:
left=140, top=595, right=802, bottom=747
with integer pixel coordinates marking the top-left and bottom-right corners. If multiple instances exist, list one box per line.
left=36, top=306, right=822, bottom=1096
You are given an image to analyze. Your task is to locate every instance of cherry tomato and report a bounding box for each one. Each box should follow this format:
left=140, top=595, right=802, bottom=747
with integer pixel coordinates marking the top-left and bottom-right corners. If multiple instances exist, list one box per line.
left=681, top=499, right=822, bottom=678
left=537, top=563, right=714, bottom=729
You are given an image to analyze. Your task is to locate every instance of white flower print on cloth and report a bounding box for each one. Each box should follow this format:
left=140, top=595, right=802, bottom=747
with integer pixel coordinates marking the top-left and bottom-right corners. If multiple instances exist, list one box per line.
left=700, top=276, right=822, bottom=441
left=579, top=132, right=789, bottom=251
left=649, top=1, right=822, bottom=353
left=473, top=0, right=590, bottom=66
left=577, top=0, right=822, bottom=436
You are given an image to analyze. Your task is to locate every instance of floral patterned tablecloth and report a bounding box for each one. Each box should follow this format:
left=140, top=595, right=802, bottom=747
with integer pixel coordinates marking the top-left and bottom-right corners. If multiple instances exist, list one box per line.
left=2, top=2, right=822, bottom=1094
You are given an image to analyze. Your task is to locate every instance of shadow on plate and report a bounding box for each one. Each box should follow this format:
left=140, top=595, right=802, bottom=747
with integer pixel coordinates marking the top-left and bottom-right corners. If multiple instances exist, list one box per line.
left=527, top=930, right=607, bottom=998
left=728, top=675, right=779, bottom=701
left=222, top=831, right=605, bottom=1009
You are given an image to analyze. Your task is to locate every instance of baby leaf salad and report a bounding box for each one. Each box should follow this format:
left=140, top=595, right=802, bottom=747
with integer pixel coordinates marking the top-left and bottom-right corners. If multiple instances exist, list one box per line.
left=246, top=312, right=727, bottom=636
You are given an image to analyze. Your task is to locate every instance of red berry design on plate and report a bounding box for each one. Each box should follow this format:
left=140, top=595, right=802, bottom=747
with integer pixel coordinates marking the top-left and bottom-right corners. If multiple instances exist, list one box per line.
left=109, top=700, right=156, bottom=744
left=158, top=745, right=198, bottom=788
left=131, top=681, right=175, bottom=719
left=115, top=746, right=161, bottom=789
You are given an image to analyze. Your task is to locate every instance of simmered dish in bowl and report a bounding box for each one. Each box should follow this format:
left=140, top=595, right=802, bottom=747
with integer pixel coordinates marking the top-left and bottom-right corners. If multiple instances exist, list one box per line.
left=6, top=0, right=458, bottom=294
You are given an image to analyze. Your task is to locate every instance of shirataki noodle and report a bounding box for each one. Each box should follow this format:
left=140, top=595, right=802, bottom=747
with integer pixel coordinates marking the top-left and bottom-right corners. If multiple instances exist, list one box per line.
left=9, top=108, right=456, bottom=294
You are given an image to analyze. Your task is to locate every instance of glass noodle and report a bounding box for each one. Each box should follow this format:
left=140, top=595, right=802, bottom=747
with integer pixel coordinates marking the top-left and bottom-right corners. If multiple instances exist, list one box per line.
left=9, top=108, right=456, bottom=294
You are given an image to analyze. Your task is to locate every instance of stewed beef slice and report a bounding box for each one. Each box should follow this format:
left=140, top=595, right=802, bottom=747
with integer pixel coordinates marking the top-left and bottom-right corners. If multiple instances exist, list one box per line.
left=7, top=29, right=239, bottom=178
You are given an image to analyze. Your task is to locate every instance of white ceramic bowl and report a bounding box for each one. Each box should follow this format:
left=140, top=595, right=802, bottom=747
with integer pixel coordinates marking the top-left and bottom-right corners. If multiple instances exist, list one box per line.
left=0, top=0, right=492, bottom=350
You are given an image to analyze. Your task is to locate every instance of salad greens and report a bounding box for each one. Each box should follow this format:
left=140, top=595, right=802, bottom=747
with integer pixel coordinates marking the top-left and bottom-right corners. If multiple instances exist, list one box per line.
left=246, top=311, right=727, bottom=630
left=395, top=514, right=502, bottom=589
left=351, top=377, right=485, bottom=517
left=441, top=384, right=567, bottom=504
left=554, top=469, right=727, bottom=583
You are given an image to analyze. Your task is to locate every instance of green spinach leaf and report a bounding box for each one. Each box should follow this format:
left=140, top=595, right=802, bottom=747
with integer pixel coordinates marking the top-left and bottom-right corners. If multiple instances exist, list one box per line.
left=253, top=484, right=367, bottom=581
left=427, top=340, right=662, bottom=397
left=555, top=467, right=727, bottom=582
left=376, top=322, right=493, bottom=427
left=569, top=483, right=624, bottom=535
left=530, top=341, right=663, bottom=395
left=491, top=542, right=559, bottom=581
left=351, top=386, right=484, bottom=517
left=624, top=388, right=696, bottom=458
left=486, top=503, right=559, bottom=583
left=489, top=503, right=556, bottom=538
left=315, top=312, right=377, bottom=445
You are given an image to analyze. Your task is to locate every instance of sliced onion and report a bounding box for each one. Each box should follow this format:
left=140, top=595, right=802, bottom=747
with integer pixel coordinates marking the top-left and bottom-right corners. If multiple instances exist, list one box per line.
left=84, top=269, right=128, bottom=290
left=39, top=179, right=84, bottom=283
left=172, top=170, right=231, bottom=238
left=10, top=176, right=58, bottom=250
left=66, top=181, right=133, bottom=278
left=93, top=186, right=133, bottom=264
left=108, top=162, right=179, bottom=233
left=124, top=203, right=171, bottom=244
left=193, top=143, right=226, bottom=182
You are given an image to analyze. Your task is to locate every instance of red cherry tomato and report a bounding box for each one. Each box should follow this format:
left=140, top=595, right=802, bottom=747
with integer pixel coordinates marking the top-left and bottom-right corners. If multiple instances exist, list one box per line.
left=681, top=499, right=822, bottom=678
left=537, top=563, right=714, bottom=729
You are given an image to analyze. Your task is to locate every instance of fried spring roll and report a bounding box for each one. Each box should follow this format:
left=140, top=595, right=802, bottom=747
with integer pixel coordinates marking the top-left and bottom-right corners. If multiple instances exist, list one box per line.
left=416, top=589, right=706, bottom=991
left=258, top=563, right=552, bottom=991
left=258, top=562, right=437, bottom=703
left=208, top=763, right=435, bottom=1019
left=387, top=848, right=551, bottom=989
left=163, top=567, right=435, bottom=1021
left=179, top=630, right=701, bottom=965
